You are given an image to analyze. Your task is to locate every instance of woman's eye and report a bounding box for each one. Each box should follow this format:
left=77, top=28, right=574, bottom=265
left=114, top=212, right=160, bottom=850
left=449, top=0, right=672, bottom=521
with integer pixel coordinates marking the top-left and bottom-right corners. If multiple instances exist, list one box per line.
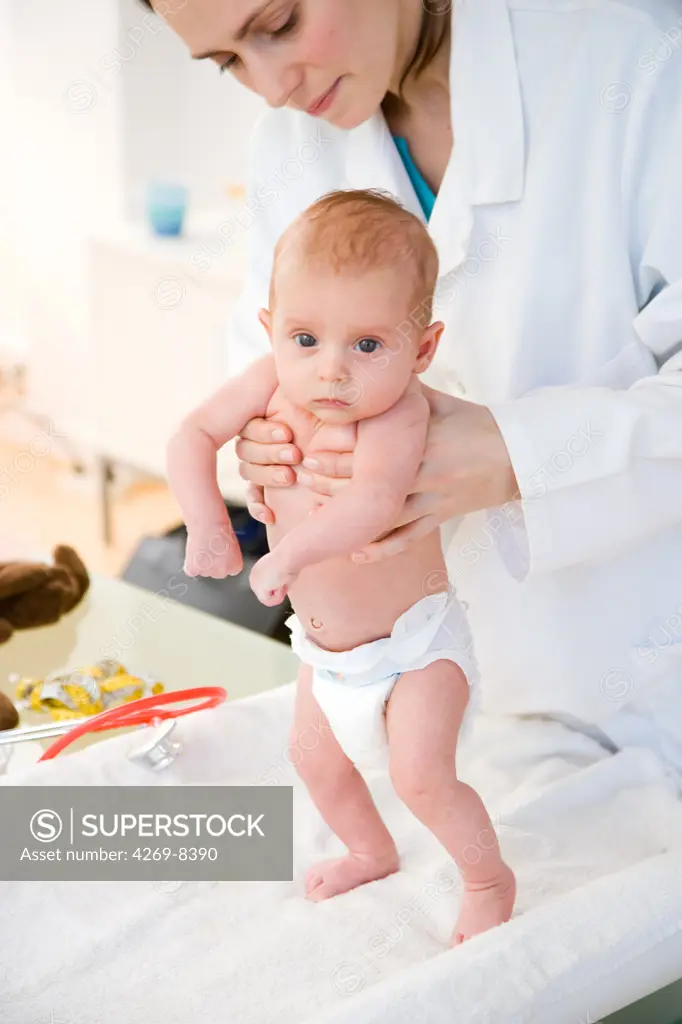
left=294, top=333, right=317, bottom=348
left=219, top=7, right=298, bottom=75
left=355, top=338, right=381, bottom=354
left=270, top=8, right=299, bottom=39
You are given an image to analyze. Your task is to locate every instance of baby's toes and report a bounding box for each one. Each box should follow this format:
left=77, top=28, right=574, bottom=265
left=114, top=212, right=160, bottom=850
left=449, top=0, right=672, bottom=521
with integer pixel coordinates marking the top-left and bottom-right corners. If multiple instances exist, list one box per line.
left=304, top=868, right=324, bottom=897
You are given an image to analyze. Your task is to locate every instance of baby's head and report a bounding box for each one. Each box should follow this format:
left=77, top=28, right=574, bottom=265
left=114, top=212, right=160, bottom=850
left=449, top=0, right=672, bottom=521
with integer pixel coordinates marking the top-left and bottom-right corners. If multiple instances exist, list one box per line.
left=259, top=190, right=442, bottom=422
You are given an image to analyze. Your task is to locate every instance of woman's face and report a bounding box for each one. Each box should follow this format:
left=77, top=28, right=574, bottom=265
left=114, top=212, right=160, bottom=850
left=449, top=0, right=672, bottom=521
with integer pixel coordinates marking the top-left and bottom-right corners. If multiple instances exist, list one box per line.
left=155, top=0, right=403, bottom=130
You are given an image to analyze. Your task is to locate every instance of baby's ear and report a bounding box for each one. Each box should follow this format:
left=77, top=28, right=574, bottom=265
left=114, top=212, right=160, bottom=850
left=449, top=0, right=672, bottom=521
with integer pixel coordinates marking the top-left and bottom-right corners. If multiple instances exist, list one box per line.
left=258, top=308, right=272, bottom=337
left=414, top=321, right=445, bottom=373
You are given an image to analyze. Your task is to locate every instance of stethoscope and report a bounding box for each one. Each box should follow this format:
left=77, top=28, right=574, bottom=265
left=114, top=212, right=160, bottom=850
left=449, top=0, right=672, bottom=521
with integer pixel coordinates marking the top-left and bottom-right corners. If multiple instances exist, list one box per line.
left=0, top=687, right=227, bottom=768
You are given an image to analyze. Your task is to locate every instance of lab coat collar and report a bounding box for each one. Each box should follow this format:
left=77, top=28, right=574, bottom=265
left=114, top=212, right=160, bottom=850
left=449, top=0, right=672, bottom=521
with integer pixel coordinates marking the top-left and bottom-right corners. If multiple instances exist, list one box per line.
left=344, top=0, right=525, bottom=278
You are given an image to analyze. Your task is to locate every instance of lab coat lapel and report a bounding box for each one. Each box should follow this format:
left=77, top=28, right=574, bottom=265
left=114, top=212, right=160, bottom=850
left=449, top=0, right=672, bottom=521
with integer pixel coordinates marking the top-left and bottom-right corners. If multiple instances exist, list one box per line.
left=345, top=0, right=526, bottom=279
left=344, top=111, right=426, bottom=222
left=429, top=0, right=526, bottom=278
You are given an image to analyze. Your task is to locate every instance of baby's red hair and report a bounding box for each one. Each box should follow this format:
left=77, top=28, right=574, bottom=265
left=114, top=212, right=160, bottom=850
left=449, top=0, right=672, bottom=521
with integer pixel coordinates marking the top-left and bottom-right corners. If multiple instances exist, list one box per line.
left=270, top=189, right=439, bottom=319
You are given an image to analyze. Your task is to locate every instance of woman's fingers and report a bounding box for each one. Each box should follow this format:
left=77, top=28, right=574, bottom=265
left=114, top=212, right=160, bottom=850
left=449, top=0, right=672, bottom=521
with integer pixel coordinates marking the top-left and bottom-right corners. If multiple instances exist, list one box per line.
left=296, top=450, right=353, bottom=496
left=248, top=502, right=275, bottom=525
left=238, top=461, right=297, bottom=487
left=352, top=514, right=440, bottom=563
left=388, top=491, right=434, bottom=529
left=296, top=469, right=351, bottom=498
left=246, top=485, right=275, bottom=525
left=235, top=417, right=300, bottom=489
left=247, top=483, right=265, bottom=506
left=235, top=436, right=301, bottom=468
left=300, top=451, right=353, bottom=479
left=239, top=417, right=293, bottom=444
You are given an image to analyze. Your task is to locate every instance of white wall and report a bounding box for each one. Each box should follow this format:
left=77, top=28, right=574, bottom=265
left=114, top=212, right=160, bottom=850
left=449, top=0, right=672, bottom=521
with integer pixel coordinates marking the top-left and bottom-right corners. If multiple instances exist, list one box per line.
left=0, top=2, right=23, bottom=359
left=118, top=0, right=192, bottom=219
left=4, top=0, right=123, bottom=444
left=1, top=0, right=260, bottom=451
left=185, top=58, right=263, bottom=209
left=118, top=0, right=263, bottom=217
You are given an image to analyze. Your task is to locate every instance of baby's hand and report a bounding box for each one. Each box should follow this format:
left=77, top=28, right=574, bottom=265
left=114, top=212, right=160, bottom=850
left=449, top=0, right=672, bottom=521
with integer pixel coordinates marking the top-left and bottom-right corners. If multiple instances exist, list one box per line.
left=250, top=553, right=296, bottom=607
left=184, top=521, right=243, bottom=578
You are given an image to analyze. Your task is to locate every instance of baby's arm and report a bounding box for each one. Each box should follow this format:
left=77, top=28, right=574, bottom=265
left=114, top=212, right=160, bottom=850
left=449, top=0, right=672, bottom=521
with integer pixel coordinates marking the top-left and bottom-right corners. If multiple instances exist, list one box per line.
left=166, top=354, right=278, bottom=578
left=250, top=388, right=430, bottom=604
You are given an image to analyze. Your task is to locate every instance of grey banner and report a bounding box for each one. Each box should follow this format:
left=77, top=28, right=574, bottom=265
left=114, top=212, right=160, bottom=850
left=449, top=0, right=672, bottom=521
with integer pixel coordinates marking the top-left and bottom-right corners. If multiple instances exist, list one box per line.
left=0, top=786, right=293, bottom=881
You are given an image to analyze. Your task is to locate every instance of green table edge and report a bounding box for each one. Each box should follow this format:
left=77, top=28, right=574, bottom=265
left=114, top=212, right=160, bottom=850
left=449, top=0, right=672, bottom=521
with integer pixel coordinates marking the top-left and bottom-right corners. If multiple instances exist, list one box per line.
left=602, top=977, right=682, bottom=1023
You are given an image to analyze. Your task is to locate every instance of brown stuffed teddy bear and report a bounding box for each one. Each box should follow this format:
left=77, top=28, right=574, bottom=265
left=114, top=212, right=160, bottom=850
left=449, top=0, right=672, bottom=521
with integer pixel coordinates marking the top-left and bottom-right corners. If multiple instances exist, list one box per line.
left=0, top=545, right=90, bottom=647
left=0, top=546, right=90, bottom=730
left=0, top=693, right=18, bottom=729
left=0, top=545, right=90, bottom=730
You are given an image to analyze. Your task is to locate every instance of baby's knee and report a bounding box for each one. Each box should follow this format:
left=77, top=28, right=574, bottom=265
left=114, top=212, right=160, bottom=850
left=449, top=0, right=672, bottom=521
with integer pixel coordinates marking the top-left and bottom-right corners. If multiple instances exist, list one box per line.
left=389, top=754, right=452, bottom=810
left=288, top=715, right=351, bottom=783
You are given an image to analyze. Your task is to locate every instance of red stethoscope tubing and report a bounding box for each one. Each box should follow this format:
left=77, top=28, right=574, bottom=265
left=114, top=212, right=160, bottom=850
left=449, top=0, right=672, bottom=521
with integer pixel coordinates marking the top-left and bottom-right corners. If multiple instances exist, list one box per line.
left=38, top=687, right=227, bottom=762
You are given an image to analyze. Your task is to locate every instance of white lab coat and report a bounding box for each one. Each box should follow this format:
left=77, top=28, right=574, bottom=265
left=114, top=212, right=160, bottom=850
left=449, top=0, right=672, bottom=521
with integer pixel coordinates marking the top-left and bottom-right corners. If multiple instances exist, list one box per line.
left=227, top=0, right=682, bottom=728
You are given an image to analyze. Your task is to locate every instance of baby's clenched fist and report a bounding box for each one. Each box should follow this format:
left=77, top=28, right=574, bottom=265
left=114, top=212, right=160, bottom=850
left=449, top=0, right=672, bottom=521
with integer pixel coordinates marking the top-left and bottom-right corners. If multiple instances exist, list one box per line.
left=184, top=522, right=243, bottom=578
left=250, top=553, right=296, bottom=606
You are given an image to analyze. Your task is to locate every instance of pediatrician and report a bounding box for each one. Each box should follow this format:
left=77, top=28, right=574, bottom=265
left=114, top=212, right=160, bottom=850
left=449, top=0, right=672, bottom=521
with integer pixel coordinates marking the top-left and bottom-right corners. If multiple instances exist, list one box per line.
left=147, top=0, right=682, bottom=771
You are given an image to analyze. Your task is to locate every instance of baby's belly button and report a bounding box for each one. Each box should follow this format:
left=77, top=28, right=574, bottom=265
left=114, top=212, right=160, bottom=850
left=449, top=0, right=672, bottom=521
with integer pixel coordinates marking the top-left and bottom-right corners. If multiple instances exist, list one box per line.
left=308, top=617, right=324, bottom=631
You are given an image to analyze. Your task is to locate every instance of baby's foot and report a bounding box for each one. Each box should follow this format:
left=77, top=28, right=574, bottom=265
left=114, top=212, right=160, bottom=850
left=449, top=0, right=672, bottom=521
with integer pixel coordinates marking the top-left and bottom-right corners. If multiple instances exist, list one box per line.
left=451, top=863, right=516, bottom=946
left=305, top=848, right=399, bottom=902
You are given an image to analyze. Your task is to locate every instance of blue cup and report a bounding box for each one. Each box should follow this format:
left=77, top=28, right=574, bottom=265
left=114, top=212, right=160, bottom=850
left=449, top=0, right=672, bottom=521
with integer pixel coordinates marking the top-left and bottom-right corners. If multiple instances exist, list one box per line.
left=146, top=182, right=188, bottom=238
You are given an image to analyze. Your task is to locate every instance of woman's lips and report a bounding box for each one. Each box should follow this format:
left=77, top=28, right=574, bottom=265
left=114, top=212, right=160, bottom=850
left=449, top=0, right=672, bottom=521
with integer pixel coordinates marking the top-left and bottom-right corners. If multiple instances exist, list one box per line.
left=307, top=78, right=341, bottom=117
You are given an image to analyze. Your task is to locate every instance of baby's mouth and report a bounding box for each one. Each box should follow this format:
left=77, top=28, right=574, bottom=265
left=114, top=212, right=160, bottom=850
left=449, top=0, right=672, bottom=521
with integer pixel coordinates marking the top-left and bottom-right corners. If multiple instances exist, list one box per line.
left=313, top=398, right=349, bottom=408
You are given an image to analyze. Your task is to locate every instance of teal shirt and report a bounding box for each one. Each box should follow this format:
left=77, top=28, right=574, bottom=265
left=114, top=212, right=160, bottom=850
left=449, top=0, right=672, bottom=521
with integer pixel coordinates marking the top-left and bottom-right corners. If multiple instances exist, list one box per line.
left=393, top=136, right=436, bottom=220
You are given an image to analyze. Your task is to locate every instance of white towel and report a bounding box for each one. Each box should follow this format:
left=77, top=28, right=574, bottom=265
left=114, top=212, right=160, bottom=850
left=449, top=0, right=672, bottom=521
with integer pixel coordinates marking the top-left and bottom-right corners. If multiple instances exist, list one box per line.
left=1, top=684, right=681, bottom=1024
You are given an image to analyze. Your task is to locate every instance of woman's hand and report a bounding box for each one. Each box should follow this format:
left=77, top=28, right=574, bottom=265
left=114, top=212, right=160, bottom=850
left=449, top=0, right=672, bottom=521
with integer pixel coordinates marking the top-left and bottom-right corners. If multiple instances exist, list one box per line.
left=351, top=386, right=519, bottom=563
left=235, top=416, right=353, bottom=524
left=237, top=390, right=518, bottom=557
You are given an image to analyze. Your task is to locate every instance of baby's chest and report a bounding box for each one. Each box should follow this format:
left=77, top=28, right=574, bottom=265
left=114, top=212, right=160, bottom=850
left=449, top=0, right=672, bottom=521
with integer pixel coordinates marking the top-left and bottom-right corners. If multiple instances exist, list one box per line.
left=265, top=389, right=357, bottom=456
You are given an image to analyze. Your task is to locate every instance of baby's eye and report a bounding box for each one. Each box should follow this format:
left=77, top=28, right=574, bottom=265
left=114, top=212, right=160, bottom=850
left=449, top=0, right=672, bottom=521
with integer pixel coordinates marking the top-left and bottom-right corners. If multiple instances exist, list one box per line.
left=354, top=337, right=381, bottom=354
left=294, top=333, right=317, bottom=348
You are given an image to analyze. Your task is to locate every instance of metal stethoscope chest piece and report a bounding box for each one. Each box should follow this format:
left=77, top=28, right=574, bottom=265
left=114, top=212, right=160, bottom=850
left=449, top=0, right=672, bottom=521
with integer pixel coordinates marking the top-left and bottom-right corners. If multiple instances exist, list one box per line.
left=127, top=718, right=183, bottom=772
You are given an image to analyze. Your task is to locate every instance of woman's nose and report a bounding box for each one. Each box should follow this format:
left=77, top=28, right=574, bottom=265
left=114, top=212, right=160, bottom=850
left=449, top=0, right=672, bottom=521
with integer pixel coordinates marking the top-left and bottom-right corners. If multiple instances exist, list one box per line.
left=249, top=56, right=302, bottom=109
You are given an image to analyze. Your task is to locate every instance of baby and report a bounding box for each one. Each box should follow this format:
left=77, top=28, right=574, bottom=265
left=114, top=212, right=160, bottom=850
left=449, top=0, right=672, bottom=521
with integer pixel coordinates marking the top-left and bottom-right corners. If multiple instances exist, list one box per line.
left=166, top=190, right=515, bottom=944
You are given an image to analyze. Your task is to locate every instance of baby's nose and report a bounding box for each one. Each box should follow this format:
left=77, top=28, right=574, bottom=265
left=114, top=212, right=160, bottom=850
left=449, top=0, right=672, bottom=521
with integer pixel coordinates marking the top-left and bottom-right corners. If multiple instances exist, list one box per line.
left=317, top=353, right=349, bottom=382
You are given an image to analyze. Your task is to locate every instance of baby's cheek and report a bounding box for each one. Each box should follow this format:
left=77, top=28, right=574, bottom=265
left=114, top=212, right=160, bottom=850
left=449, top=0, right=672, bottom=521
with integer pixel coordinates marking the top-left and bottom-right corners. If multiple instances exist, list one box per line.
left=363, top=372, right=414, bottom=417
left=277, top=366, right=307, bottom=404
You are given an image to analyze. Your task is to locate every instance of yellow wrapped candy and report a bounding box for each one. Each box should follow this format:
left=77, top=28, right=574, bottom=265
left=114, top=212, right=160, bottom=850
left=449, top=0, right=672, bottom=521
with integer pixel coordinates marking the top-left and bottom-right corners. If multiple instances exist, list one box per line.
left=13, top=660, right=163, bottom=721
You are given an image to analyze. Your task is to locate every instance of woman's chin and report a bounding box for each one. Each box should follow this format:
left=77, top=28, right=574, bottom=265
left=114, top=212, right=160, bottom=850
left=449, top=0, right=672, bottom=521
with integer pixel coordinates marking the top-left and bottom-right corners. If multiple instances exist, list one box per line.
left=321, top=85, right=384, bottom=131
left=326, top=103, right=379, bottom=131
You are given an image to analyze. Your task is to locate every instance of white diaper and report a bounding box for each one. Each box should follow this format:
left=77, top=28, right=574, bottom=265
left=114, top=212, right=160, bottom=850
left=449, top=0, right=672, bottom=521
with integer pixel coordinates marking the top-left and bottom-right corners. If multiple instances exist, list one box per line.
left=285, top=588, right=479, bottom=769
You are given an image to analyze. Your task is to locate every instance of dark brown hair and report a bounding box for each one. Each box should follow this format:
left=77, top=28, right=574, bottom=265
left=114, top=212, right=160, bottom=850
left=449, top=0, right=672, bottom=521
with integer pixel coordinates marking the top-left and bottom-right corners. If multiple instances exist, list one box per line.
left=401, top=7, right=450, bottom=92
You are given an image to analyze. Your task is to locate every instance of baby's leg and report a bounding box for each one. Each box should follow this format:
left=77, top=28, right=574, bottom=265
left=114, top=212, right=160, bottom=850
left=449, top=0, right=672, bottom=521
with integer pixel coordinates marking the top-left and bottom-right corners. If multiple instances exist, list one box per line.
left=293, top=663, right=398, bottom=901
left=386, top=660, right=515, bottom=945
